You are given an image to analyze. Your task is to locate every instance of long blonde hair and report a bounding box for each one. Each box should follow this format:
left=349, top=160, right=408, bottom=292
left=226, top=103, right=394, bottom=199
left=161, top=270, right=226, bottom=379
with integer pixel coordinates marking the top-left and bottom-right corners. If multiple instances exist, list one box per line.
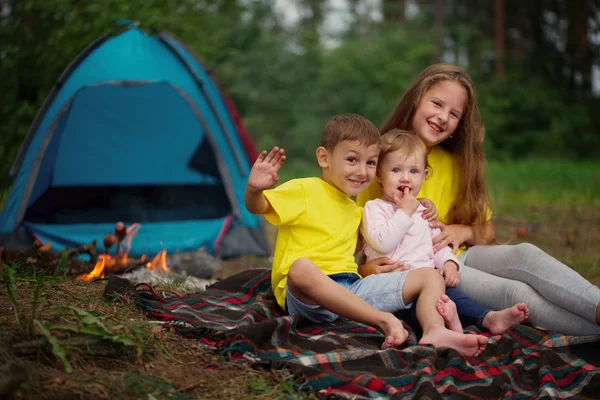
left=380, top=64, right=491, bottom=225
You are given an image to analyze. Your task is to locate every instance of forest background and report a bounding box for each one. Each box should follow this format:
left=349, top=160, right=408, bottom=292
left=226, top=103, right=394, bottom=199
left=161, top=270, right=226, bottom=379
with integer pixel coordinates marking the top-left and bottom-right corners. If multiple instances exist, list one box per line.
left=1, top=0, right=599, bottom=279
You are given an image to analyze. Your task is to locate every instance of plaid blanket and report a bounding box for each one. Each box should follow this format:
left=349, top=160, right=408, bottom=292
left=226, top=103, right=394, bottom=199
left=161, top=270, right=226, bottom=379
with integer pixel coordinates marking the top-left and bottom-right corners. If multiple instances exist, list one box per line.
left=107, top=269, right=600, bottom=399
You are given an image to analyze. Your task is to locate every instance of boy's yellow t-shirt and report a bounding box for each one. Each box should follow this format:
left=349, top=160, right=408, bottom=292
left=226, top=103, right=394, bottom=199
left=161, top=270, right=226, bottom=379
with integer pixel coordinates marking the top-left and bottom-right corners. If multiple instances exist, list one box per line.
left=356, top=146, right=492, bottom=256
left=263, top=177, right=362, bottom=309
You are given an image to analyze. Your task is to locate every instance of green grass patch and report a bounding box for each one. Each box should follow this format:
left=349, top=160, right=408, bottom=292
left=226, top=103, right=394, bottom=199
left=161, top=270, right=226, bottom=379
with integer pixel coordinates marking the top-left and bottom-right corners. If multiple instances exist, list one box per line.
left=487, top=158, right=600, bottom=216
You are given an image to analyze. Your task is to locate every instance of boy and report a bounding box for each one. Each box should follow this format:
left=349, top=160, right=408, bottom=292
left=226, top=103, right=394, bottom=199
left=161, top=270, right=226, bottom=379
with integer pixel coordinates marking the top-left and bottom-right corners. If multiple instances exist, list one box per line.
left=244, top=114, right=488, bottom=356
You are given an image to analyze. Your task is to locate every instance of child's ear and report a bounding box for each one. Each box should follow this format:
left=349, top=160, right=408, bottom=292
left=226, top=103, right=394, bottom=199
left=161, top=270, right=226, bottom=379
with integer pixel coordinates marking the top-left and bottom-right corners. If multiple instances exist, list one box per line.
left=375, top=175, right=382, bottom=183
left=316, top=146, right=329, bottom=168
left=424, top=168, right=430, bottom=179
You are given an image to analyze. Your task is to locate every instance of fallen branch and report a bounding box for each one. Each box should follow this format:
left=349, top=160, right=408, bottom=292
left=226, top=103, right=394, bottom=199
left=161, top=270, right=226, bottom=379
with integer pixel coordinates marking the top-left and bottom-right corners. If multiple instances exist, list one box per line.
left=66, top=240, right=98, bottom=263
left=11, top=336, right=136, bottom=360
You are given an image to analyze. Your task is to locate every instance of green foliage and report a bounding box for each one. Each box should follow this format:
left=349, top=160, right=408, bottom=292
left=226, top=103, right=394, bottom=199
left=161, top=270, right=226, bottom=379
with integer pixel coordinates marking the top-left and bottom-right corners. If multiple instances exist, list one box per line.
left=1, top=0, right=599, bottom=199
left=53, top=306, right=136, bottom=347
left=477, top=73, right=598, bottom=160
left=106, top=371, right=190, bottom=399
left=2, top=262, right=47, bottom=335
left=3, top=263, right=22, bottom=327
left=32, top=306, right=151, bottom=372
left=487, top=158, right=600, bottom=216
left=30, top=269, right=47, bottom=332
left=245, top=373, right=317, bottom=400
left=35, top=320, right=73, bottom=373
left=57, top=251, right=68, bottom=279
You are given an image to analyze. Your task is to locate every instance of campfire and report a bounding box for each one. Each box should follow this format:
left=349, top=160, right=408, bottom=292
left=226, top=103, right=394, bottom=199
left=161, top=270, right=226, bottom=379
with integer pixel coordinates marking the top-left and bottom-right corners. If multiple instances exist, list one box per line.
left=0, top=221, right=218, bottom=292
left=76, top=222, right=170, bottom=281
left=74, top=222, right=216, bottom=291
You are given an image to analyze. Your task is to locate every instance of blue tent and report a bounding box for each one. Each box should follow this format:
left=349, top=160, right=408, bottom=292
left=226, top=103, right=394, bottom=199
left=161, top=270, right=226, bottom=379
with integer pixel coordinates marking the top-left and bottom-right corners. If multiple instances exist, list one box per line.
left=0, top=23, right=269, bottom=258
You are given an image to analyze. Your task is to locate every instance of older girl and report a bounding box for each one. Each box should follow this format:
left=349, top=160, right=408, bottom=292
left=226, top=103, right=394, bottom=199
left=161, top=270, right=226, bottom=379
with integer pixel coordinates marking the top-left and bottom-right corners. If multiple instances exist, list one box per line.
left=357, top=64, right=600, bottom=336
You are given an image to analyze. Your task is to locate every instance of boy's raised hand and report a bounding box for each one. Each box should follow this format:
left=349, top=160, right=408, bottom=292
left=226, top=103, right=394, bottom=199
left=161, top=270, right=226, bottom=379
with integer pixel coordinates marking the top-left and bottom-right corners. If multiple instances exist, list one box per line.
left=247, top=147, right=286, bottom=192
left=393, top=188, right=420, bottom=217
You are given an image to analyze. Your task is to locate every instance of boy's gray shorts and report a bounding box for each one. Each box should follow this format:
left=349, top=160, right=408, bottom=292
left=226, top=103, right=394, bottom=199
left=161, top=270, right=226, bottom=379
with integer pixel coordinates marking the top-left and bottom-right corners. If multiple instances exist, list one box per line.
left=285, top=271, right=412, bottom=323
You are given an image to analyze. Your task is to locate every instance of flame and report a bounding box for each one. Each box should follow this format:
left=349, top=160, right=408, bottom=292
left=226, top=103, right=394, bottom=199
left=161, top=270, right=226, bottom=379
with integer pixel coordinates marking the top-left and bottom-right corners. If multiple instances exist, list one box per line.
left=146, top=249, right=169, bottom=272
left=76, top=223, right=170, bottom=281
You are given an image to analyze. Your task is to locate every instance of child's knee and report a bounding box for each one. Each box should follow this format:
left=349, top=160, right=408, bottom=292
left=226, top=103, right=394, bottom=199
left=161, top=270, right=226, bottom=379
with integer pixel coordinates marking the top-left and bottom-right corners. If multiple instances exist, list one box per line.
left=414, top=268, right=444, bottom=283
left=287, top=258, right=317, bottom=288
left=405, top=268, right=444, bottom=292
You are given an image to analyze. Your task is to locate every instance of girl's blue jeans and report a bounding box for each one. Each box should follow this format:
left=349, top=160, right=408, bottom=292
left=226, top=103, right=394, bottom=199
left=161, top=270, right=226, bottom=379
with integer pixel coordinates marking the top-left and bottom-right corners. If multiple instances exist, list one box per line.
left=394, top=287, right=490, bottom=338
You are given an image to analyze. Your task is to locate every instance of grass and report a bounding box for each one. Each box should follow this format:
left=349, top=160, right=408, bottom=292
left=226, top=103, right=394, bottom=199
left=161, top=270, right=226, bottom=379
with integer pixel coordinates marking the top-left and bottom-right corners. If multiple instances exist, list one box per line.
left=487, top=158, right=600, bottom=216
left=486, top=159, right=600, bottom=285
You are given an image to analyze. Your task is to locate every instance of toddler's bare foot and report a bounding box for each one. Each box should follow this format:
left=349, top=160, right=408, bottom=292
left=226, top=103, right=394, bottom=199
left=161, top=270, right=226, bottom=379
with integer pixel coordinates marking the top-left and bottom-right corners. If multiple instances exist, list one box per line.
left=420, top=326, right=488, bottom=357
left=436, top=294, right=463, bottom=332
left=484, top=303, right=529, bottom=335
left=380, top=316, right=409, bottom=349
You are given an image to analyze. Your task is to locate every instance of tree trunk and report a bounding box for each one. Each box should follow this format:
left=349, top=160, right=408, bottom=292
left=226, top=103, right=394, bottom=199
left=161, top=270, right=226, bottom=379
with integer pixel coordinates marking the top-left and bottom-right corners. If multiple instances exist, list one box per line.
left=382, top=0, right=406, bottom=22
left=494, top=0, right=506, bottom=76
left=433, top=0, right=445, bottom=63
left=567, top=0, right=592, bottom=94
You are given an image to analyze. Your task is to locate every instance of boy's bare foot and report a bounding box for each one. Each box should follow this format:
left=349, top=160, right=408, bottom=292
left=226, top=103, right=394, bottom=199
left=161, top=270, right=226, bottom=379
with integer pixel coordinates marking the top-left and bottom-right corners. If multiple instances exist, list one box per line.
left=380, top=316, right=409, bottom=349
left=484, top=303, right=529, bottom=335
left=436, top=294, right=463, bottom=332
left=420, top=326, right=488, bottom=357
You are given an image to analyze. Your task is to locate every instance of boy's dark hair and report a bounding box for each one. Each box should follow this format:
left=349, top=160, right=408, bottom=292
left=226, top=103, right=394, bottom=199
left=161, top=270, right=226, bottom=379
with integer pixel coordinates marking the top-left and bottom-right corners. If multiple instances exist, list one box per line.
left=320, top=113, right=380, bottom=151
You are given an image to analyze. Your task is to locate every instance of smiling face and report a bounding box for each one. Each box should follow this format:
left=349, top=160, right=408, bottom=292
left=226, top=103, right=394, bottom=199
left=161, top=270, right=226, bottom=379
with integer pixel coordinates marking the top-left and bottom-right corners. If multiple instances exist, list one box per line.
left=318, top=140, right=380, bottom=196
left=411, top=80, right=467, bottom=147
left=377, top=148, right=428, bottom=203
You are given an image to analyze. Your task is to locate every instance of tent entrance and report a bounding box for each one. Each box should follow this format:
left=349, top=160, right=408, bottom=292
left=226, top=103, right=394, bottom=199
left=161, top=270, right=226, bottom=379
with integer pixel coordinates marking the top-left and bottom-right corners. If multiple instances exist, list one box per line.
left=22, top=81, right=234, bottom=228
left=24, top=184, right=230, bottom=225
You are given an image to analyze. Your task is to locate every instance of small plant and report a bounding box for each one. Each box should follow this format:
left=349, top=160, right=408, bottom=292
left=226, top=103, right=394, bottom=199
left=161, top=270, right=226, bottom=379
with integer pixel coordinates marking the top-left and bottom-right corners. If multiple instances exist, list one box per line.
left=107, top=372, right=191, bottom=400
left=2, top=262, right=47, bottom=335
left=57, top=250, right=68, bottom=279
left=245, top=372, right=317, bottom=400
left=51, top=306, right=136, bottom=348
left=35, top=321, right=73, bottom=373
left=3, top=263, right=22, bottom=327
left=30, top=306, right=145, bottom=373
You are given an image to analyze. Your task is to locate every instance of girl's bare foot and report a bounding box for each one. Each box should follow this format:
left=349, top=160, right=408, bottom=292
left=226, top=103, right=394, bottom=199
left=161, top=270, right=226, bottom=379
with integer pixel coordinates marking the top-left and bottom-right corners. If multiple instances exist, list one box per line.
left=436, top=294, right=463, bottom=332
left=420, top=325, right=488, bottom=357
left=380, top=316, right=409, bottom=349
left=483, top=303, right=529, bottom=335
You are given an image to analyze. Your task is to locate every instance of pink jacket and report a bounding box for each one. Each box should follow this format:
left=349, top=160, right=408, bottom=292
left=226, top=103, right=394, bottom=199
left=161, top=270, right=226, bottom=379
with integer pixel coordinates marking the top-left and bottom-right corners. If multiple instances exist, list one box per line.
left=361, top=199, right=460, bottom=272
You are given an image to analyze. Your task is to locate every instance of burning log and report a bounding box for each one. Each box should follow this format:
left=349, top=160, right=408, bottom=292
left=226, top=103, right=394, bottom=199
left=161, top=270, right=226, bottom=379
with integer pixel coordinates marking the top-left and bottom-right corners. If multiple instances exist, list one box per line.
left=0, top=239, right=147, bottom=278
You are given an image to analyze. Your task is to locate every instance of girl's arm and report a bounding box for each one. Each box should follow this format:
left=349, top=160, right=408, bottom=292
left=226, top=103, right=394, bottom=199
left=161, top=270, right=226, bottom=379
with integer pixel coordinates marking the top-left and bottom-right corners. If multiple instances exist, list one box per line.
left=430, top=220, right=495, bottom=254
left=467, top=220, right=496, bottom=246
